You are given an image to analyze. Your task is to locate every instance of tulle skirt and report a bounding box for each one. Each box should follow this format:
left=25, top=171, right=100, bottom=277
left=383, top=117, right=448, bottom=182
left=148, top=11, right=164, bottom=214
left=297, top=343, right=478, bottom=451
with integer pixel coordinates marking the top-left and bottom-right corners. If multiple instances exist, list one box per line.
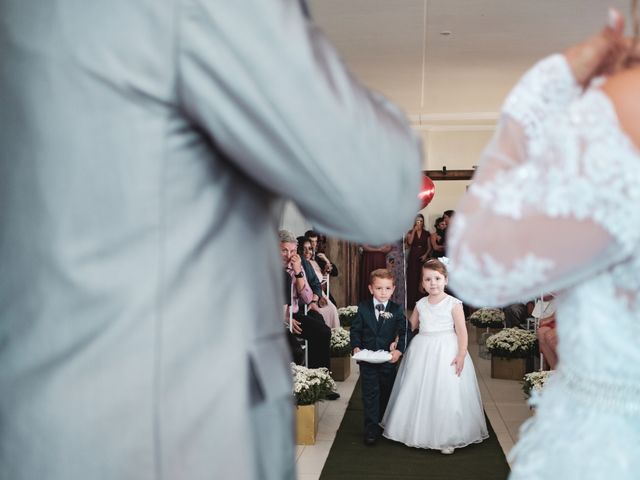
left=381, top=330, right=489, bottom=449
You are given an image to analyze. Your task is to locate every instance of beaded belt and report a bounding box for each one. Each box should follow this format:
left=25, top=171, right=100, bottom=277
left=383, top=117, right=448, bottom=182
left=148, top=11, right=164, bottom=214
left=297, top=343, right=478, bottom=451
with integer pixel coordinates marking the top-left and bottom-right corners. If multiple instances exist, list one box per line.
left=557, top=368, right=640, bottom=417
left=420, top=329, right=456, bottom=337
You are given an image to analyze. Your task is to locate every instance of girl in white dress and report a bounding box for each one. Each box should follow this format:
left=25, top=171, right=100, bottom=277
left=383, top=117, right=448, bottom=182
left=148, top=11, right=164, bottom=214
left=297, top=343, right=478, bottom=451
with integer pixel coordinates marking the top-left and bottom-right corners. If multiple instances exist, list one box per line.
left=381, top=259, right=488, bottom=454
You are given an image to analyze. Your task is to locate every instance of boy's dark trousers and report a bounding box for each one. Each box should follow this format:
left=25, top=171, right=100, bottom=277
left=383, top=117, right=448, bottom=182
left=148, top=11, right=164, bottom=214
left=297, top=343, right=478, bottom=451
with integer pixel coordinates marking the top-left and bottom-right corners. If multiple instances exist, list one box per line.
left=360, top=362, right=397, bottom=438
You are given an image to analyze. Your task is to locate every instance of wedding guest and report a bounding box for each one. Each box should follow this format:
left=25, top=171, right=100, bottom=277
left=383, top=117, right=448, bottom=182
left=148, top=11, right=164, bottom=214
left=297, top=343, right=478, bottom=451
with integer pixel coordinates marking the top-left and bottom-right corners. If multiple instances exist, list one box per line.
left=304, top=230, right=320, bottom=260
left=350, top=269, right=406, bottom=446
left=429, top=216, right=447, bottom=259
left=280, top=231, right=332, bottom=371
left=406, top=214, right=431, bottom=309
left=0, top=0, right=422, bottom=478
left=532, top=295, right=558, bottom=369
left=537, top=313, right=558, bottom=370
left=442, top=210, right=455, bottom=226
left=502, top=303, right=529, bottom=328
left=298, top=238, right=340, bottom=329
left=306, top=231, right=339, bottom=305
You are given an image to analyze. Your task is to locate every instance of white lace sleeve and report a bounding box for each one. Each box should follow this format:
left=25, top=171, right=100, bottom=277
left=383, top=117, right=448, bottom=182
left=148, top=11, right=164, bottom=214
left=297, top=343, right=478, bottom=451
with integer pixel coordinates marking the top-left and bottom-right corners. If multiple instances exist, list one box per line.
left=448, top=55, right=640, bottom=306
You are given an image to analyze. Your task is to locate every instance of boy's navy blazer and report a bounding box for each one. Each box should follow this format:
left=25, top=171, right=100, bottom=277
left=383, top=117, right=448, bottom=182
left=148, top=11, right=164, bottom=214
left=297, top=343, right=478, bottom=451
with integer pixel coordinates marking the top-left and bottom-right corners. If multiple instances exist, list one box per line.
left=350, top=299, right=407, bottom=354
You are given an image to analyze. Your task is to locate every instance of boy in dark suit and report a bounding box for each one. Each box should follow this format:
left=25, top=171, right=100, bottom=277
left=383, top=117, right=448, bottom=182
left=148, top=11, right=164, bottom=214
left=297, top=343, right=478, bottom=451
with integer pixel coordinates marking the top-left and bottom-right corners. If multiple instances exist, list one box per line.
left=350, top=268, right=407, bottom=445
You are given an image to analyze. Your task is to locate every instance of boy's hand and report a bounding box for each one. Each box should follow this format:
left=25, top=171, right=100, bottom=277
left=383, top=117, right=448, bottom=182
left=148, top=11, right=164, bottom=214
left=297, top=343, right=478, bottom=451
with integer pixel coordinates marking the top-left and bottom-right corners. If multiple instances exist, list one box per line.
left=389, top=341, right=398, bottom=351
left=451, top=355, right=465, bottom=376
left=389, top=350, right=402, bottom=364
left=353, top=347, right=361, bottom=355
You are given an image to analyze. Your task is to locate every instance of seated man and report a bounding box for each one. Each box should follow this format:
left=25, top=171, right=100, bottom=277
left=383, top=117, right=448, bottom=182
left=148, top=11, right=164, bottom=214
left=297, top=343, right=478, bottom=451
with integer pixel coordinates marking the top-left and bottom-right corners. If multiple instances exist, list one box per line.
left=280, top=230, right=340, bottom=399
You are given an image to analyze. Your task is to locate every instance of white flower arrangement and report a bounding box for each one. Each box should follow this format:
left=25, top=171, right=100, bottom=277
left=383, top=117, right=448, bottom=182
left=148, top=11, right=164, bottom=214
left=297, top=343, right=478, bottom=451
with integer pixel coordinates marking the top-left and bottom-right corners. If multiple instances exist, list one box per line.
left=522, top=370, right=554, bottom=398
left=338, top=305, right=358, bottom=327
left=469, top=308, right=505, bottom=329
left=486, top=328, right=537, bottom=358
left=291, top=363, right=337, bottom=406
left=330, top=327, right=351, bottom=357
left=379, top=311, right=393, bottom=320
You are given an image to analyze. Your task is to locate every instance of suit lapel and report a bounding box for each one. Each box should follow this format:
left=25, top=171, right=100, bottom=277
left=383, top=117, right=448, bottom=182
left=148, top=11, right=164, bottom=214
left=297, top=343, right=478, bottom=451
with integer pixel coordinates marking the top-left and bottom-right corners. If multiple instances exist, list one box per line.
left=366, top=300, right=379, bottom=332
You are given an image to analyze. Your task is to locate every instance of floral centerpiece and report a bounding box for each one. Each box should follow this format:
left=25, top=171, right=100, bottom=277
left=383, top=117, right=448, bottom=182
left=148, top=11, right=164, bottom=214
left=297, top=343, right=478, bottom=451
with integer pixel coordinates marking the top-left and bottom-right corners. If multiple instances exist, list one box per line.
left=337, top=305, right=358, bottom=328
left=330, top=327, right=351, bottom=357
left=291, top=363, right=337, bottom=406
left=486, top=328, right=537, bottom=358
left=469, top=308, right=505, bottom=329
left=522, top=370, right=554, bottom=398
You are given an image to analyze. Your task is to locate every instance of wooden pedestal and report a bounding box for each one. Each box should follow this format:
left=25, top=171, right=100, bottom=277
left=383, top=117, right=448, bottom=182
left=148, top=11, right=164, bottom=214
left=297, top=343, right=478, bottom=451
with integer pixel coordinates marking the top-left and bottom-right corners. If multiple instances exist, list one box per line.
left=295, top=403, right=319, bottom=445
left=491, top=355, right=533, bottom=380
left=330, top=356, right=351, bottom=381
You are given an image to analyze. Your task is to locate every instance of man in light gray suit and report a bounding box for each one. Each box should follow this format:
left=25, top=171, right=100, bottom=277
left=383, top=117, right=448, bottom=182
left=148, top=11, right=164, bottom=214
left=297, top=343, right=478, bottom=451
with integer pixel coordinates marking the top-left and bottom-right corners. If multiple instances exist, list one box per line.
left=0, top=1, right=422, bottom=479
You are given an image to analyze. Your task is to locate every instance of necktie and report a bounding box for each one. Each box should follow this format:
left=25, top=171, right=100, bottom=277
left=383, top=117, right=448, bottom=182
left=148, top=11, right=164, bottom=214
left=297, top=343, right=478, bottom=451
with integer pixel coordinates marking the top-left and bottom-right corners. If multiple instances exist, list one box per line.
left=375, top=303, right=385, bottom=321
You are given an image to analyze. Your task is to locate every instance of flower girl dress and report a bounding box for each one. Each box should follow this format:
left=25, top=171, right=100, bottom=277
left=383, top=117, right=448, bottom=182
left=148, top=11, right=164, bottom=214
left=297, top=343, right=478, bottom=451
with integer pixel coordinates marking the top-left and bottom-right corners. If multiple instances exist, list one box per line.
left=381, top=295, right=488, bottom=450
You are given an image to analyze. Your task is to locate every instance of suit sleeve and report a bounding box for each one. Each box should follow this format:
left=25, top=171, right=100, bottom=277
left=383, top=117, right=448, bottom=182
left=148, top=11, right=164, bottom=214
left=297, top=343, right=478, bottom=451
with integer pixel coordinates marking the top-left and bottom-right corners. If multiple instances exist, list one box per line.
left=350, top=310, right=364, bottom=350
left=177, top=0, right=423, bottom=244
left=395, top=306, right=408, bottom=353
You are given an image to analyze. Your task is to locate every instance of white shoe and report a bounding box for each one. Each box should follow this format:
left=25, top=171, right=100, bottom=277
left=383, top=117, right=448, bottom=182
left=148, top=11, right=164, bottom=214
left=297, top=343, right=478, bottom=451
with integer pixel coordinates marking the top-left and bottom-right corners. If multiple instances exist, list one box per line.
left=440, top=447, right=455, bottom=455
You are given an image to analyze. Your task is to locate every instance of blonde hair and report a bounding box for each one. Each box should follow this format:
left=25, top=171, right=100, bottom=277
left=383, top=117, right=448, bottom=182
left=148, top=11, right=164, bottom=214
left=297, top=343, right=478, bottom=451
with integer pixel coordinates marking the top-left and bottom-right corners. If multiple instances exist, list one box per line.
left=370, top=268, right=395, bottom=285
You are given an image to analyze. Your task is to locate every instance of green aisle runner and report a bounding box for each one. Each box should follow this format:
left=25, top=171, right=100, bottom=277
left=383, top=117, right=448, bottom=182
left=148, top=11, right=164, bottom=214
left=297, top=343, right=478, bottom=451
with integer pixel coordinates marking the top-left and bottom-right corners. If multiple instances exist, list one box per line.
left=320, top=379, right=511, bottom=480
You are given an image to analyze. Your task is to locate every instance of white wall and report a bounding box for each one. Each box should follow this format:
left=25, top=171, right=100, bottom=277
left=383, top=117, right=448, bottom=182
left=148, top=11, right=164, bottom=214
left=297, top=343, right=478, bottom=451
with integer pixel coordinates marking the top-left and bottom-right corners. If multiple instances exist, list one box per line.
left=417, top=127, right=494, bottom=228
left=279, top=127, right=494, bottom=236
left=279, top=201, right=311, bottom=236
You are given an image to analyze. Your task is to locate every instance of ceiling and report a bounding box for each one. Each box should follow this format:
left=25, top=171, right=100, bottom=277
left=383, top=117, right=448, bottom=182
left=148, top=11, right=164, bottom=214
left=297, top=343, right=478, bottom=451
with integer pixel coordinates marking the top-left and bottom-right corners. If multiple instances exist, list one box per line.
left=308, top=0, right=630, bottom=127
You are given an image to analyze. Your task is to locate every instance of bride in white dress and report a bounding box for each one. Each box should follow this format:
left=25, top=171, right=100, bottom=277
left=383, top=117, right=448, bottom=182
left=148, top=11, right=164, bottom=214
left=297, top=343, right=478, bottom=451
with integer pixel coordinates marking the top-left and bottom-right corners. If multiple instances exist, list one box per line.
left=448, top=9, right=640, bottom=479
left=381, top=259, right=488, bottom=454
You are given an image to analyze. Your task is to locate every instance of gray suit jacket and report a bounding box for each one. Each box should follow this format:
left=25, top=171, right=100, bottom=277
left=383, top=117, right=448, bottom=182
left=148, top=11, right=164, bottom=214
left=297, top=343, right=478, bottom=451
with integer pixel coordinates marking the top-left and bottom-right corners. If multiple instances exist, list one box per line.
left=0, top=1, right=422, bottom=479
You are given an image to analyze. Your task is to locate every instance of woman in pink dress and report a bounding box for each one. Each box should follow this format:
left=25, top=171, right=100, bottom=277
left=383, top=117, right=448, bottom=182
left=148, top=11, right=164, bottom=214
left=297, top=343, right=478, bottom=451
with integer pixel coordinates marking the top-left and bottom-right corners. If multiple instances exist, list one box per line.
left=300, top=238, right=340, bottom=329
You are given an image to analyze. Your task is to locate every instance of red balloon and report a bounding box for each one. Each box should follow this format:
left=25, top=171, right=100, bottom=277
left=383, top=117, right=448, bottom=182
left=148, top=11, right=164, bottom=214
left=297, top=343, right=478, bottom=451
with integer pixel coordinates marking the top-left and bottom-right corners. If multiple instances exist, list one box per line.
left=418, top=175, right=435, bottom=209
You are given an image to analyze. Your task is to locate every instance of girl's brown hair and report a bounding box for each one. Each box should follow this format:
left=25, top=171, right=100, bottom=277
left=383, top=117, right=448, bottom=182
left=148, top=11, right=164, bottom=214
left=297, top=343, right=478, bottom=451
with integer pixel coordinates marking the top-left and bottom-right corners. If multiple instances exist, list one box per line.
left=422, top=259, right=448, bottom=279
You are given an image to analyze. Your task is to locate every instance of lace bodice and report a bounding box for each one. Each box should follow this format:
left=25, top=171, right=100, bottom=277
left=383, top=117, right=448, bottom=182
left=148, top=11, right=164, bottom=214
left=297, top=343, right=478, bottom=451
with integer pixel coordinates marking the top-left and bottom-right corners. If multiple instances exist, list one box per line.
left=449, top=54, right=640, bottom=377
left=415, top=295, right=461, bottom=334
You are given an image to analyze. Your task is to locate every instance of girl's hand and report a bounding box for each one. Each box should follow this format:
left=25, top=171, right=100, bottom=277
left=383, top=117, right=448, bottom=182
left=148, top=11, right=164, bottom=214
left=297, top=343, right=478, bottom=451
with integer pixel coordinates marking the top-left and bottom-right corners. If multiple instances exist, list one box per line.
left=389, top=350, right=402, bottom=364
left=451, top=355, right=465, bottom=376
